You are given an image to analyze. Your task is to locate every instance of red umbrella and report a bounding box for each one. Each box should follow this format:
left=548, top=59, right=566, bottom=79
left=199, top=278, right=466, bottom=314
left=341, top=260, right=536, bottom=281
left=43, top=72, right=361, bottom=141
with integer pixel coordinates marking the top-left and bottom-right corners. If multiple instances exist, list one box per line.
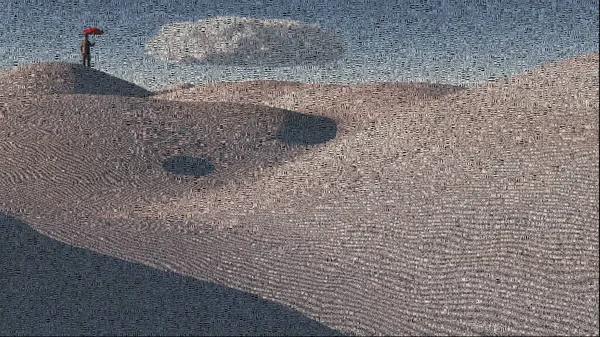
left=82, top=27, right=104, bottom=35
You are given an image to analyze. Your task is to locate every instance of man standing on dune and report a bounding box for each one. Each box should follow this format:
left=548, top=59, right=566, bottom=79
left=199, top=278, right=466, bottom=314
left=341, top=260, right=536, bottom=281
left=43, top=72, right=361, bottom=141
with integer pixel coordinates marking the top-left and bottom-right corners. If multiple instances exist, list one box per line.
left=81, top=33, right=94, bottom=67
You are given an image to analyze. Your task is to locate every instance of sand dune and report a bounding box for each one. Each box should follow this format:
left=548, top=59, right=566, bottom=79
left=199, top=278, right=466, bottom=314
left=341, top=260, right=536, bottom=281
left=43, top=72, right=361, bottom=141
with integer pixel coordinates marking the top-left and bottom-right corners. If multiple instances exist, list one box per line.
left=1, top=53, right=598, bottom=335
left=0, top=62, right=153, bottom=97
left=0, top=89, right=341, bottom=223
left=152, top=80, right=466, bottom=138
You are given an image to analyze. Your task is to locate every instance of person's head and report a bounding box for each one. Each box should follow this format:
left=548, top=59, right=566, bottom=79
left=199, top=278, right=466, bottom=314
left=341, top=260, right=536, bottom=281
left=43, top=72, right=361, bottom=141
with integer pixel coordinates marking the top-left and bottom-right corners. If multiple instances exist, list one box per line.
left=84, top=33, right=89, bottom=40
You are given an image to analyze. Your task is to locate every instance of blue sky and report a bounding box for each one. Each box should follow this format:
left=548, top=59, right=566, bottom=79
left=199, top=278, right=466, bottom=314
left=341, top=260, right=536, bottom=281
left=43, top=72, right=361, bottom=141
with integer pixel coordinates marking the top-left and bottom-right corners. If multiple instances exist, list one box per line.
left=0, top=0, right=597, bottom=89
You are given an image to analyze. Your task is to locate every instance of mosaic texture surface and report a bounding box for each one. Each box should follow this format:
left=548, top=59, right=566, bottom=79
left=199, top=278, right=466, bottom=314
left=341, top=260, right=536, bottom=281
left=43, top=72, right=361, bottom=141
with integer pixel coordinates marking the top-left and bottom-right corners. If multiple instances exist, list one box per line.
left=1, top=0, right=598, bottom=335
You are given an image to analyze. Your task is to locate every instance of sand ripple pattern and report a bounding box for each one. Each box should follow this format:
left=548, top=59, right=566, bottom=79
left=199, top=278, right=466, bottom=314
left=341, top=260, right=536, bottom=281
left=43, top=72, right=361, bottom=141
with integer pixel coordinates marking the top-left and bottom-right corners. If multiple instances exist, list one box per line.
left=1, top=53, right=598, bottom=335
left=0, top=91, right=329, bottom=219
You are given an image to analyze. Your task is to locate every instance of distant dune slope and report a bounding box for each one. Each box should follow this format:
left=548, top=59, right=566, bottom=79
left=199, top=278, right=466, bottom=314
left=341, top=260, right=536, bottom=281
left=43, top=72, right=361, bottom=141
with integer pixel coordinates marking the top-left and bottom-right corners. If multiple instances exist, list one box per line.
left=152, top=80, right=466, bottom=138
left=0, top=62, right=153, bottom=97
left=0, top=53, right=597, bottom=336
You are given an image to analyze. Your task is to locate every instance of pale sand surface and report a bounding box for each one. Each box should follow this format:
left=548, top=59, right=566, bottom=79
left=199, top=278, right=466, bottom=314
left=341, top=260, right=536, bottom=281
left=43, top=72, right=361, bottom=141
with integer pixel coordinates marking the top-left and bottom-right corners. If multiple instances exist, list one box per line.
left=1, top=53, right=598, bottom=335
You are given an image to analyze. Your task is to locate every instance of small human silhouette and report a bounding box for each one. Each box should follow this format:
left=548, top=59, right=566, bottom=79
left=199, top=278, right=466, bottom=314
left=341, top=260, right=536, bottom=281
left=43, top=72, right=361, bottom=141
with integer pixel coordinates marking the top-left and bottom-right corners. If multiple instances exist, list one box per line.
left=81, top=33, right=95, bottom=67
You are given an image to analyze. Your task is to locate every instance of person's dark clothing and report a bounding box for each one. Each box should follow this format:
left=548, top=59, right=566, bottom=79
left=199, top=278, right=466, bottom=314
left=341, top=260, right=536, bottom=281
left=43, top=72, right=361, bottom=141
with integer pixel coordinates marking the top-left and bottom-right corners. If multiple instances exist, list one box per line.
left=81, top=38, right=94, bottom=67
left=81, top=38, right=94, bottom=54
left=82, top=53, right=91, bottom=67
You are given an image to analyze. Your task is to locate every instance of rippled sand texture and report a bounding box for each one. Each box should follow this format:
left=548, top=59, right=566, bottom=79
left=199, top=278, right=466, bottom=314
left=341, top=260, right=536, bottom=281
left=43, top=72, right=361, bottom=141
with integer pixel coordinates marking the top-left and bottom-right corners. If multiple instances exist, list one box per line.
left=1, top=53, right=598, bottom=335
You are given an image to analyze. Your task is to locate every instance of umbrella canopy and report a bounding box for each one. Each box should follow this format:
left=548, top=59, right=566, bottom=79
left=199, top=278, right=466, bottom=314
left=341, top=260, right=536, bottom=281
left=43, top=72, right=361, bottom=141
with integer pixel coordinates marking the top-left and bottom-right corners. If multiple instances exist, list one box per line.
left=82, top=27, right=104, bottom=35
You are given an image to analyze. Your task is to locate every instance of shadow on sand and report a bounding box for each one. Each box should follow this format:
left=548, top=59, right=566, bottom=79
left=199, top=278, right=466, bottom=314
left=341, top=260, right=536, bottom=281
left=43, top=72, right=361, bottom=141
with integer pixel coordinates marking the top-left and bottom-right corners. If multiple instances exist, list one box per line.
left=277, top=111, right=337, bottom=145
left=0, top=212, right=344, bottom=336
left=71, top=63, right=154, bottom=97
left=162, top=155, right=215, bottom=177
left=159, top=111, right=337, bottom=178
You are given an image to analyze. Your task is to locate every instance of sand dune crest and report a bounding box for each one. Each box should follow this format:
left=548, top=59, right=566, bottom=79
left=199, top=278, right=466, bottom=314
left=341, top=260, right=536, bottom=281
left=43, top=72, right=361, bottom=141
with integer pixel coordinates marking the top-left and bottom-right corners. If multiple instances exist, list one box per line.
left=0, top=62, right=153, bottom=97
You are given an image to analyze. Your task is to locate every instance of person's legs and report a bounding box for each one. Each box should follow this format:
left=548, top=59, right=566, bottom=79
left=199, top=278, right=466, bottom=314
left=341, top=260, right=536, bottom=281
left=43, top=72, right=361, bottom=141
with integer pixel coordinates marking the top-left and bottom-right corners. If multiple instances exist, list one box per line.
left=85, top=54, right=91, bottom=67
left=82, top=53, right=86, bottom=66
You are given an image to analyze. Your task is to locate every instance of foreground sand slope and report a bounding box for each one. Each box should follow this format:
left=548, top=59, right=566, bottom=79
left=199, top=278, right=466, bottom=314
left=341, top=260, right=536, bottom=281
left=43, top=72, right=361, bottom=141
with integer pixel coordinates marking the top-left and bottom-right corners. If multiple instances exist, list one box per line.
left=0, top=212, right=341, bottom=336
left=1, top=53, right=598, bottom=335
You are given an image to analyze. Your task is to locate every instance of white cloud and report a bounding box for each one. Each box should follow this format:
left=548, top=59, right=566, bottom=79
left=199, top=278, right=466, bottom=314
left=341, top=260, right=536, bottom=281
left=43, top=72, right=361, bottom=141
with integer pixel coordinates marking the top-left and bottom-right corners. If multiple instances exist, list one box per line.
left=145, top=16, right=345, bottom=66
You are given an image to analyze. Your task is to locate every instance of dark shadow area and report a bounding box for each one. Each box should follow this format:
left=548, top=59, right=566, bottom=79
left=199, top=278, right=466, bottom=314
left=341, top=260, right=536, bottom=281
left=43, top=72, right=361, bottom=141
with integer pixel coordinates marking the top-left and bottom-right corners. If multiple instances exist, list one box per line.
left=70, top=63, right=153, bottom=97
left=162, top=155, right=215, bottom=177
left=0, top=212, right=344, bottom=336
left=277, top=111, right=338, bottom=145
